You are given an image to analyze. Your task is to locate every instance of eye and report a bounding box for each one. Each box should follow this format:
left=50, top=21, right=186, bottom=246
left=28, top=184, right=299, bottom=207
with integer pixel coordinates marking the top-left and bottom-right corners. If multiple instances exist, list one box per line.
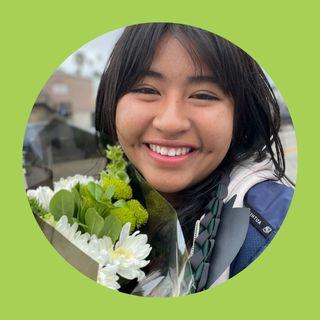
left=131, top=86, right=160, bottom=95
left=189, top=92, right=220, bottom=101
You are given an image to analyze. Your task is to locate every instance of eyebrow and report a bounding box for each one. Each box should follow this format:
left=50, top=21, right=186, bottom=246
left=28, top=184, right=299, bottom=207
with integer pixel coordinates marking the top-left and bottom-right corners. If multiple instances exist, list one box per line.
left=140, top=70, right=164, bottom=79
left=141, top=69, right=218, bottom=84
left=187, top=75, right=218, bottom=85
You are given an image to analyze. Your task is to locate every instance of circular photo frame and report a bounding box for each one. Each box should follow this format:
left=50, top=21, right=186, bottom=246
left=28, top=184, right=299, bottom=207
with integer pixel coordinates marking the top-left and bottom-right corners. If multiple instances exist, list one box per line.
left=23, top=23, right=297, bottom=297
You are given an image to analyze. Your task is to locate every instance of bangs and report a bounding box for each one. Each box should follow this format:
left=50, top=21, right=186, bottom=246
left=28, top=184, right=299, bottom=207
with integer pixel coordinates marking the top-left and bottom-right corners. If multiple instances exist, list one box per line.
left=117, top=23, right=234, bottom=96
left=166, top=24, right=234, bottom=95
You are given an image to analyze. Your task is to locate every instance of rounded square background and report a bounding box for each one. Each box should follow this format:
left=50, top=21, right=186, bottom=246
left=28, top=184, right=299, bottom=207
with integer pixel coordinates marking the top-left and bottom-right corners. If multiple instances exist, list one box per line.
left=1, top=0, right=319, bottom=319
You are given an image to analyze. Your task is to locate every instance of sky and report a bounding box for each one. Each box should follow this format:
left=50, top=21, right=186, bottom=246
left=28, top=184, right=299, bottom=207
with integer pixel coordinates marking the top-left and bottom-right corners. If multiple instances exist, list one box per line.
left=58, top=27, right=124, bottom=87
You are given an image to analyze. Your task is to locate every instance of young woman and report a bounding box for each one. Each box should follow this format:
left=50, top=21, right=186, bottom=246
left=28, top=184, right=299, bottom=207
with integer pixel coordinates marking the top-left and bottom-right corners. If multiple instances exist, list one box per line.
left=95, top=23, right=294, bottom=292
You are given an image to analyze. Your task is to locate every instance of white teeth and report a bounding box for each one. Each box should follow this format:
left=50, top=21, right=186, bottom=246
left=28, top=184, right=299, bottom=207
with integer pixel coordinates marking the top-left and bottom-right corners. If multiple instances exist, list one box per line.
left=148, top=144, right=191, bottom=156
left=160, top=147, right=168, bottom=155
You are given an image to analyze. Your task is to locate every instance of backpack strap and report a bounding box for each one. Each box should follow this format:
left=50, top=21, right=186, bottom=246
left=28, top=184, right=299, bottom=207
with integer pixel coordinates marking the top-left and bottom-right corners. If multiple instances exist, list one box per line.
left=230, top=181, right=294, bottom=277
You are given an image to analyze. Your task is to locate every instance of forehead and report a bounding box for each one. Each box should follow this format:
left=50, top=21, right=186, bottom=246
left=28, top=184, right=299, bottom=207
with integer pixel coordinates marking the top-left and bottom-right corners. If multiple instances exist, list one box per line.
left=149, top=33, right=212, bottom=77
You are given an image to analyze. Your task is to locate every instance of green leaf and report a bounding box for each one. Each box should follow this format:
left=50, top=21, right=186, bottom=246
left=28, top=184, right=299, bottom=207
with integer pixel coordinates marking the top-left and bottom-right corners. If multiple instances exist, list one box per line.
left=103, top=185, right=115, bottom=200
left=49, top=190, right=75, bottom=222
left=95, top=201, right=112, bottom=218
left=28, top=197, right=48, bottom=217
left=71, top=186, right=82, bottom=219
left=71, top=217, right=87, bottom=228
left=99, top=214, right=122, bottom=242
left=87, top=182, right=103, bottom=202
left=85, top=208, right=104, bottom=236
left=79, top=203, right=86, bottom=223
left=113, top=199, right=127, bottom=208
left=73, top=182, right=81, bottom=192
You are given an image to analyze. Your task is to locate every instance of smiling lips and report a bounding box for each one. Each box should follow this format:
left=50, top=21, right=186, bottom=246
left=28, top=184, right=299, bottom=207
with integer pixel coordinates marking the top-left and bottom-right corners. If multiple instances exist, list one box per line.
left=144, top=142, right=197, bottom=166
left=148, top=144, right=192, bottom=156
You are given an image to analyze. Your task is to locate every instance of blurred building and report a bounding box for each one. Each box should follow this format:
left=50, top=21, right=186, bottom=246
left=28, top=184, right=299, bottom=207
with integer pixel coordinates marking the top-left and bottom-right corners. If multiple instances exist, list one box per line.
left=35, top=70, right=95, bottom=130
left=24, top=116, right=106, bottom=189
left=24, top=70, right=105, bottom=189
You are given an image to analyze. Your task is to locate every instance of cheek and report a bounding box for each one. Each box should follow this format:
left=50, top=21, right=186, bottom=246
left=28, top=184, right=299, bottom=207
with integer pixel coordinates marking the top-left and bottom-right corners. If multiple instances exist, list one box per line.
left=116, top=100, right=134, bottom=147
left=115, top=97, right=152, bottom=145
left=199, top=107, right=234, bottom=152
left=116, top=96, right=139, bottom=132
left=116, top=99, right=134, bottom=134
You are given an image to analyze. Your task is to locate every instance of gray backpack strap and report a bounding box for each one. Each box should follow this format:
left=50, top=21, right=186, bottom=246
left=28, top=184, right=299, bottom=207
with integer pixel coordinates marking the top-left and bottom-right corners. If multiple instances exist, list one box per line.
left=205, top=196, right=250, bottom=288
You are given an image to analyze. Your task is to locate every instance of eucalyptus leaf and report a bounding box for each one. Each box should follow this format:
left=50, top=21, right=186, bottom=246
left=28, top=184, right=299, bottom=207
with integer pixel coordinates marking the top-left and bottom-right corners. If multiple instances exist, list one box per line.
left=95, top=201, right=112, bottom=218
left=99, top=214, right=122, bottom=242
left=104, top=185, right=115, bottom=200
left=73, top=182, right=81, bottom=192
left=85, top=208, right=104, bottom=236
left=87, top=182, right=103, bottom=202
left=71, top=186, right=82, bottom=219
left=49, top=190, right=75, bottom=222
left=79, top=206, right=87, bottom=224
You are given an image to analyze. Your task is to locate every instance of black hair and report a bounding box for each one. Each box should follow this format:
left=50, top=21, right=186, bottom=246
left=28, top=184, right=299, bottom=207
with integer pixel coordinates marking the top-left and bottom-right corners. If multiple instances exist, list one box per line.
left=95, top=23, right=286, bottom=245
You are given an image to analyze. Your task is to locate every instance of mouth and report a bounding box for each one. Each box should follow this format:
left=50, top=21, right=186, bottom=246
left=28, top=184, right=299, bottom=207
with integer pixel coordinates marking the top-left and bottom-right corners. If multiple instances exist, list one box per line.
left=143, top=143, right=198, bottom=166
left=147, top=143, right=195, bottom=156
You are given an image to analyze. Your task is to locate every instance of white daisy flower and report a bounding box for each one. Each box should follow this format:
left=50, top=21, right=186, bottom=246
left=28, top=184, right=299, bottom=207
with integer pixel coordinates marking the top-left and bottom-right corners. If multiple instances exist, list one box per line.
left=85, top=235, right=113, bottom=266
left=54, top=216, right=112, bottom=265
left=97, top=264, right=120, bottom=290
left=27, top=186, right=54, bottom=211
left=107, top=223, right=152, bottom=281
left=55, top=216, right=90, bottom=248
left=48, top=217, right=151, bottom=290
left=73, top=231, right=92, bottom=252
left=54, top=216, right=120, bottom=290
left=53, top=174, right=96, bottom=192
left=55, top=216, right=78, bottom=239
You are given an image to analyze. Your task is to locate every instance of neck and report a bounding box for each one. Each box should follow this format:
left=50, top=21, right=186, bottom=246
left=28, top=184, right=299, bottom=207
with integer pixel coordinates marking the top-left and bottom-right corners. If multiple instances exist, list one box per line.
left=160, top=192, right=182, bottom=210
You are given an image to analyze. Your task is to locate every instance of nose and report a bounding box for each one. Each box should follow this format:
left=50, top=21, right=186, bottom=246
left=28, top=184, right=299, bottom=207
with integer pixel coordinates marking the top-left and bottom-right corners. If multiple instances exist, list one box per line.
left=152, top=96, right=191, bottom=137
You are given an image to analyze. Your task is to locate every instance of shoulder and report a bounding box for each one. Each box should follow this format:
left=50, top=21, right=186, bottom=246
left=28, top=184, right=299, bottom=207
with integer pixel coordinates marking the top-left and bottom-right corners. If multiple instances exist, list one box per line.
left=245, top=180, right=294, bottom=229
left=230, top=180, right=294, bottom=277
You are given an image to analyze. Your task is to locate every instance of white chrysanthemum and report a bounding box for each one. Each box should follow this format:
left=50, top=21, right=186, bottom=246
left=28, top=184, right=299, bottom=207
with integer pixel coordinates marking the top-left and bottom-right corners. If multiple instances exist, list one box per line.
left=27, top=186, right=54, bottom=211
left=54, top=216, right=120, bottom=290
left=107, top=223, right=152, bottom=281
left=85, top=235, right=113, bottom=266
left=97, top=264, right=120, bottom=290
left=51, top=217, right=151, bottom=290
left=55, top=216, right=111, bottom=264
left=55, top=216, right=90, bottom=250
left=53, top=174, right=96, bottom=192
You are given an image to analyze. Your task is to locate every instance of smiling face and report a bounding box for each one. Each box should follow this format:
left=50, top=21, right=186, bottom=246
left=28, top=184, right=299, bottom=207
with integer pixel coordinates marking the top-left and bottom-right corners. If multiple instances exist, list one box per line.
left=115, top=33, right=234, bottom=195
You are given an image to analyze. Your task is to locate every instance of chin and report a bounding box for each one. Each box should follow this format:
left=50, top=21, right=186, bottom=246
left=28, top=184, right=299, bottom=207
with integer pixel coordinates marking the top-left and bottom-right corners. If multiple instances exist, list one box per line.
left=146, top=178, right=188, bottom=194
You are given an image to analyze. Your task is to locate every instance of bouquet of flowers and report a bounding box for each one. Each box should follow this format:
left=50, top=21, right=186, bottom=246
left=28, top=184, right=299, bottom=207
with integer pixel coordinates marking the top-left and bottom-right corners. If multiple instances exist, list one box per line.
left=27, top=145, right=195, bottom=296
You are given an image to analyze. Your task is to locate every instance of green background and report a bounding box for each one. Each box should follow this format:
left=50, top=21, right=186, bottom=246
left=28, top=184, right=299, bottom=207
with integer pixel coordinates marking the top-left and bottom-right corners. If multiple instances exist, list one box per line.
left=1, top=0, right=318, bottom=318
